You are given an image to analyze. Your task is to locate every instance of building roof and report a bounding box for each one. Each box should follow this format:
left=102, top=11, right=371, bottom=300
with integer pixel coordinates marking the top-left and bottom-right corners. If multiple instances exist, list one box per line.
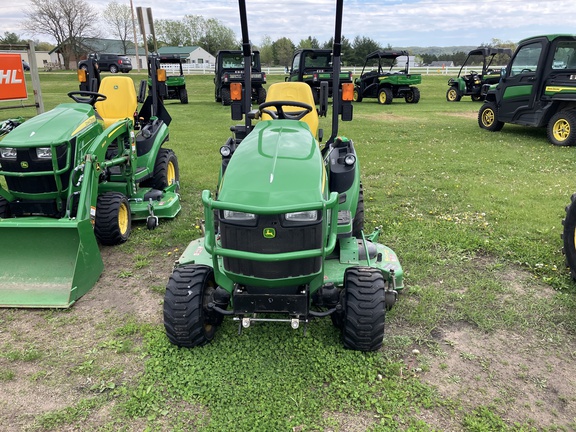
left=157, top=46, right=201, bottom=59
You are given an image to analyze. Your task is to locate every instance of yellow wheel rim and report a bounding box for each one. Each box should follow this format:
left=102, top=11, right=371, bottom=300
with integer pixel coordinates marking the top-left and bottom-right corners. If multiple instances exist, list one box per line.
left=378, top=92, right=387, bottom=104
left=553, top=118, right=570, bottom=142
left=448, top=89, right=457, bottom=101
left=167, top=161, right=176, bottom=185
left=353, top=90, right=359, bottom=102
left=118, top=202, right=129, bottom=235
left=482, top=109, right=495, bottom=127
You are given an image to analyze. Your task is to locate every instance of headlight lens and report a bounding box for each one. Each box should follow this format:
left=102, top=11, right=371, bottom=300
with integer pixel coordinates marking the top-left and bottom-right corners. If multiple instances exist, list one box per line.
left=285, top=210, right=318, bottom=222
left=220, top=146, right=231, bottom=157
left=344, top=153, right=356, bottom=166
left=36, top=147, right=52, bottom=159
left=223, top=210, right=256, bottom=221
left=0, top=148, right=17, bottom=159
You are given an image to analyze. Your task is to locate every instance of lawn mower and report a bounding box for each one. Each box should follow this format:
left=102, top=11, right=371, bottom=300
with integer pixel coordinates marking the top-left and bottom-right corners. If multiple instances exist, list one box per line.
left=0, top=54, right=181, bottom=308
left=446, top=47, right=512, bottom=102
left=163, top=0, right=403, bottom=351
left=353, top=50, right=421, bottom=104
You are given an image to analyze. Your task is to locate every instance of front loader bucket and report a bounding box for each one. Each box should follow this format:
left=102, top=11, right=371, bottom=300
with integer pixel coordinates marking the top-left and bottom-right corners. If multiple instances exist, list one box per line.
left=0, top=218, right=103, bottom=308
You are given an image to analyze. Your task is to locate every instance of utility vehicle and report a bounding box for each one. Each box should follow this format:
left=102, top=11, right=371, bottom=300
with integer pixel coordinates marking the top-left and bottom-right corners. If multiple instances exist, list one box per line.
left=446, top=47, right=512, bottom=102
left=149, top=54, right=188, bottom=104
left=163, top=0, right=403, bottom=352
left=0, top=54, right=180, bottom=308
left=287, top=49, right=353, bottom=103
left=479, top=35, right=576, bottom=146
left=214, top=50, right=266, bottom=105
left=353, top=50, right=421, bottom=104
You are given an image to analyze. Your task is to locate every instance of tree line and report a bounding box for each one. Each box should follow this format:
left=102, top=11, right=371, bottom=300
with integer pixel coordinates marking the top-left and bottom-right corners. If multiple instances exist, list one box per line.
left=13, top=0, right=515, bottom=69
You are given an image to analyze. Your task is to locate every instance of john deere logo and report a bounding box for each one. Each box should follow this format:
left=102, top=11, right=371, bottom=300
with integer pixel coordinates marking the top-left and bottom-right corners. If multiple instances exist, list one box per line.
left=263, top=228, right=276, bottom=239
left=20, top=161, right=28, bottom=169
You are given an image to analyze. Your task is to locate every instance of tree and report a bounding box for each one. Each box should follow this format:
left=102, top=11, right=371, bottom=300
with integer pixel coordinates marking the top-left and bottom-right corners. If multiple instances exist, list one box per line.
left=155, top=19, right=189, bottom=46
left=350, top=36, right=381, bottom=66
left=24, top=0, right=100, bottom=69
left=298, top=36, right=320, bottom=50
left=103, top=2, right=133, bottom=55
left=199, top=18, right=238, bottom=53
left=0, top=32, right=26, bottom=45
left=272, top=37, right=295, bottom=68
left=322, top=36, right=352, bottom=65
left=258, top=35, right=274, bottom=66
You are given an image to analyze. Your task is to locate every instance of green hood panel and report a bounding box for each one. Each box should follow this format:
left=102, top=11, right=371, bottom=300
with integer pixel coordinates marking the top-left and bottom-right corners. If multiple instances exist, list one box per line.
left=219, top=120, right=325, bottom=209
left=2, top=104, right=98, bottom=148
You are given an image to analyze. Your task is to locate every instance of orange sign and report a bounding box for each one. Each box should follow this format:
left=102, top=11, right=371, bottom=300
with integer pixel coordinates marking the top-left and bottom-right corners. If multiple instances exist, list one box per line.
left=0, top=54, right=28, bottom=101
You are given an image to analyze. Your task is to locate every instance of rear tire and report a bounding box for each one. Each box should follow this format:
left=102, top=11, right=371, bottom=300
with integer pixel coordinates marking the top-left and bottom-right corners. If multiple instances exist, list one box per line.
left=471, top=94, right=483, bottom=102
left=562, top=193, right=576, bottom=281
left=478, top=102, right=504, bottom=132
left=150, top=148, right=179, bottom=191
left=256, top=87, right=267, bottom=104
left=109, top=65, right=118, bottom=74
left=547, top=111, right=576, bottom=146
left=95, top=192, right=131, bottom=245
left=446, top=87, right=461, bottom=102
left=341, top=267, right=386, bottom=351
left=180, top=88, right=188, bottom=104
left=405, top=87, right=420, bottom=103
left=221, top=87, right=231, bottom=106
left=378, top=88, right=393, bottom=105
left=164, top=265, right=219, bottom=347
left=0, top=196, right=10, bottom=218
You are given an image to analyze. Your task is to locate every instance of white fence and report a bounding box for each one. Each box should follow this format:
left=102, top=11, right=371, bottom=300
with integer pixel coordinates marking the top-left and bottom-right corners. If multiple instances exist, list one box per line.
left=161, top=64, right=507, bottom=76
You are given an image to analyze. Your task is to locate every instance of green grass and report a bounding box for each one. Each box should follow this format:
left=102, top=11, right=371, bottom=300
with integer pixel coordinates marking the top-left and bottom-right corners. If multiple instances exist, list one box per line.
left=2, top=71, right=576, bottom=431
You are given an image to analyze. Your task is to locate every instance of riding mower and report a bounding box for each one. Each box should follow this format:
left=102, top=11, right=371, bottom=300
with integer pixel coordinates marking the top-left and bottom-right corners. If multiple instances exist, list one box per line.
left=0, top=54, right=181, bottom=308
left=163, top=0, right=403, bottom=352
left=446, top=47, right=512, bottom=102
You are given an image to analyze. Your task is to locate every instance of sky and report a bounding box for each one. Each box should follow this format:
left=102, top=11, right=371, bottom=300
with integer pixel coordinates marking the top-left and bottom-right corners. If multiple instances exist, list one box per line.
left=3, top=0, right=576, bottom=49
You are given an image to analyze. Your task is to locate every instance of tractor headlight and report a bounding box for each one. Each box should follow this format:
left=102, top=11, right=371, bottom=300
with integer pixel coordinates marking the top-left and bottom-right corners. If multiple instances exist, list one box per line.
left=344, top=153, right=356, bottom=166
left=285, top=210, right=318, bottom=222
left=36, top=147, right=52, bottom=159
left=0, top=148, right=17, bottom=159
left=223, top=210, right=256, bottom=221
left=220, top=146, right=231, bottom=157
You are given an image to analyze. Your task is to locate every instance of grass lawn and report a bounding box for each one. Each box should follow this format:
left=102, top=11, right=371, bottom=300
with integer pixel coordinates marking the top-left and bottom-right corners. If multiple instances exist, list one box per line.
left=1, top=71, right=575, bottom=431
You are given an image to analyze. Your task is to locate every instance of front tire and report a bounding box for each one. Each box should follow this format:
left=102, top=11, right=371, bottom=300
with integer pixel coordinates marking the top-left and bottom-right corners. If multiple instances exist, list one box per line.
left=446, top=87, right=461, bottom=102
left=94, top=192, right=131, bottom=245
left=547, top=111, right=576, bottom=146
left=353, top=87, right=363, bottom=102
left=341, top=267, right=386, bottom=351
left=562, top=193, right=576, bottom=281
left=109, top=65, right=119, bottom=74
left=378, top=88, right=393, bottom=105
left=256, top=87, right=267, bottom=104
left=164, top=265, right=219, bottom=347
left=478, top=102, right=504, bottom=132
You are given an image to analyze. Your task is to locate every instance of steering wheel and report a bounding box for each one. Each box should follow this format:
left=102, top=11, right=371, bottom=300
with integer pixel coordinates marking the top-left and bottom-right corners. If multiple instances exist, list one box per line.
left=259, top=100, right=313, bottom=121
left=67, top=91, right=107, bottom=106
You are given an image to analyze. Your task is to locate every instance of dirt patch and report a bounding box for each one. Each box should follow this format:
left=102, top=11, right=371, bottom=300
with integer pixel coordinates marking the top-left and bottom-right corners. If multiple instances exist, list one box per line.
left=0, top=244, right=176, bottom=431
left=441, top=111, right=478, bottom=120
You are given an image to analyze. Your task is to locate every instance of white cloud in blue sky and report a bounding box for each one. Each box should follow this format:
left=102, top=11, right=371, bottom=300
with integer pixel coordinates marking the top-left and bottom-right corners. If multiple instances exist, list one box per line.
left=3, top=0, right=575, bottom=48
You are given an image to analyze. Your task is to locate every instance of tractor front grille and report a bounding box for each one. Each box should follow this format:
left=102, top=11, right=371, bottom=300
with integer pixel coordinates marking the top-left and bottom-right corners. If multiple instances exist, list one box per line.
left=220, top=213, right=323, bottom=279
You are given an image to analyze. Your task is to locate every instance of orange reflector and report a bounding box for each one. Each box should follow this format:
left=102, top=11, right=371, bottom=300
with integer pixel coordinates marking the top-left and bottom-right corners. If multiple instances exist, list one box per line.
left=157, top=69, right=167, bottom=82
left=231, top=83, right=242, bottom=101
left=341, top=83, right=354, bottom=101
left=77, top=69, right=87, bottom=83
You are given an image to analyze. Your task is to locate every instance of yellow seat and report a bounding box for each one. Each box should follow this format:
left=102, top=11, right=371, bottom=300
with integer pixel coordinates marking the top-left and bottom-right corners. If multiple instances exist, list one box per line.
left=94, top=76, right=138, bottom=128
left=262, top=82, right=319, bottom=136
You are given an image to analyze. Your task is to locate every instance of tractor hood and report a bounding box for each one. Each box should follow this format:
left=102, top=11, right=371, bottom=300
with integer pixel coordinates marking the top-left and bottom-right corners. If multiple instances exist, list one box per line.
left=1, top=103, right=98, bottom=148
left=218, top=120, right=325, bottom=210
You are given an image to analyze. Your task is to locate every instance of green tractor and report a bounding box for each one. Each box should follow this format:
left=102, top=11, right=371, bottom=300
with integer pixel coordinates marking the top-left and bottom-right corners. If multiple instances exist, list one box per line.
left=143, top=54, right=188, bottom=104
left=479, top=35, right=576, bottom=146
left=446, top=47, right=512, bottom=102
left=287, top=48, right=353, bottom=103
left=0, top=54, right=181, bottom=308
left=163, top=0, right=403, bottom=352
left=353, top=50, right=421, bottom=104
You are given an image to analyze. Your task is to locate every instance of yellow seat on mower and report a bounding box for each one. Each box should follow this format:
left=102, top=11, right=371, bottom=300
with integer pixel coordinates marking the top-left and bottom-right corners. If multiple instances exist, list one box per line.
left=262, top=82, right=319, bottom=137
left=95, top=76, right=138, bottom=128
